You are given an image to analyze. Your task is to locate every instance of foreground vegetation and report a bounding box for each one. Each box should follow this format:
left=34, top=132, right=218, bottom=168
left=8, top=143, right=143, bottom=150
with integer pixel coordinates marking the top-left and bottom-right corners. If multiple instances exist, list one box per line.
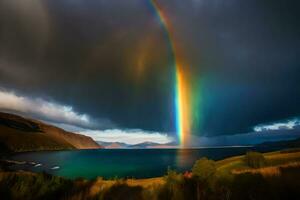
left=1, top=149, right=300, bottom=200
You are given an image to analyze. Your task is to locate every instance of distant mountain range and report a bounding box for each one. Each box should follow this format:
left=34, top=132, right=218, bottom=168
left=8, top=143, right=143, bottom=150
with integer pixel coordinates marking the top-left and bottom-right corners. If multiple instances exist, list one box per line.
left=130, top=141, right=178, bottom=149
left=0, top=112, right=101, bottom=153
left=98, top=137, right=300, bottom=150
left=97, top=141, right=129, bottom=149
left=97, top=141, right=178, bottom=149
left=255, top=137, right=300, bottom=149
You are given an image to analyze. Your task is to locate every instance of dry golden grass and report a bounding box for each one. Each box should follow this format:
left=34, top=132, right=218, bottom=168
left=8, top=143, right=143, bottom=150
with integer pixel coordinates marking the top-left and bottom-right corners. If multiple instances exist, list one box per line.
left=232, top=165, right=281, bottom=177
left=232, top=162, right=300, bottom=177
left=215, top=150, right=300, bottom=175
left=266, top=151, right=300, bottom=160
left=125, top=177, right=164, bottom=187
left=86, top=178, right=114, bottom=197
left=86, top=177, right=164, bottom=198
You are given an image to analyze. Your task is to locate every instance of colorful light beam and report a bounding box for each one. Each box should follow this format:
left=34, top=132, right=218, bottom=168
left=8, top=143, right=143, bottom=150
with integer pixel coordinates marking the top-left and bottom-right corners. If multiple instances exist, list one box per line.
left=148, top=0, right=194, bottom=147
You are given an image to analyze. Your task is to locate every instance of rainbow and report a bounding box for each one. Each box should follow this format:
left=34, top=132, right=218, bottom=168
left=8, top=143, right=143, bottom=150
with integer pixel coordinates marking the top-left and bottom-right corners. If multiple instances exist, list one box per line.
left=147, top=0, right=194, bottom=147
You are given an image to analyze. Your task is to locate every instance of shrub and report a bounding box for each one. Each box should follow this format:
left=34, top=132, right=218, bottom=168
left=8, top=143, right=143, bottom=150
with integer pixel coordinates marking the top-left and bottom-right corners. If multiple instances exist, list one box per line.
left=164, top=168, right=182, bottom=185
left=192, top=157, right=216, bottom=181
left=0, top=172, right=73, bottom=200
left=158, top=168, right=184, bottom=200
left=244, top=151, right=266, bottom=168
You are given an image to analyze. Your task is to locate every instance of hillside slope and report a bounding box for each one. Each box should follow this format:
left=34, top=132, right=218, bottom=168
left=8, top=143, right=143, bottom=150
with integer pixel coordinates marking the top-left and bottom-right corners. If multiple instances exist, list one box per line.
left=0, top=112, right=101, bottom=152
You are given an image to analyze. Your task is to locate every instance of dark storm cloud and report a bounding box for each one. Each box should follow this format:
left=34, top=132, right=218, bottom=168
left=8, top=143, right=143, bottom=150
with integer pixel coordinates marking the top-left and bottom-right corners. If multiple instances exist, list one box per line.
left=0, top=88, right=115, bottom=130
left=0, top=0, right=299, bottom=137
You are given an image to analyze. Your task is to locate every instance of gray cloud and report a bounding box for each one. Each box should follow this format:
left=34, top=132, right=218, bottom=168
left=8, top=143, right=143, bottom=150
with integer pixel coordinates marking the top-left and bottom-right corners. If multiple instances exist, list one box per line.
left=0, top=89, right=114, bottom=130
left=80, top=129, right=173, bottom=145
left=254, top=118, right=300, bottom=132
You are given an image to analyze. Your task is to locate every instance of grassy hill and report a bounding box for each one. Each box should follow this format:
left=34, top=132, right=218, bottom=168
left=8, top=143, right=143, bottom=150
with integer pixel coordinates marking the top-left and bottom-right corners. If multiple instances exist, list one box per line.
left=216, top=148, right=300, bottom=174
left=0, top=112, right=101, bottom=153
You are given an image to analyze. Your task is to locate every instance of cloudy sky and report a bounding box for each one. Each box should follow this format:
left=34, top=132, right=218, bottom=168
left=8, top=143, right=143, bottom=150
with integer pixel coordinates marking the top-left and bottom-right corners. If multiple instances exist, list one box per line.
left=0, top=0, right=300, bottom=145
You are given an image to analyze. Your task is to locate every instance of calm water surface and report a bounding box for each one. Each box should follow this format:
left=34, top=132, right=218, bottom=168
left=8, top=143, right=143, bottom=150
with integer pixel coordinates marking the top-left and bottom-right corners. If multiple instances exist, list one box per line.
left=10, top=147, right=278, bottom=179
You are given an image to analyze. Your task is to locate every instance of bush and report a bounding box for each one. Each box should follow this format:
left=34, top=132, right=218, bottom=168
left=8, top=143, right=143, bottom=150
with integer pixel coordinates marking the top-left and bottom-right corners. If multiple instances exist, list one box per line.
left=164, top=168, right=182, bottom=185
left=192, top=157, right=216, bottom=181
left=159, top=168, right=184, bottom=200
left=0, top=172, right=73, bottom=200
left=244, top=151, right=266, bottom=168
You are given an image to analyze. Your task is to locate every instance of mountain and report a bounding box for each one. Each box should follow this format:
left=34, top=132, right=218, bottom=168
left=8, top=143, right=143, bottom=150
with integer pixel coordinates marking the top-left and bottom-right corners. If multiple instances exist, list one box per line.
left=129, top=141, right=178, bottom=149
left=255, top=137, right=300, bottom=149
left=97, top=141, right=178, bottom=149
left=97, top=141, right=129, bottom=149
left=0, top=112, right=101, bottom=153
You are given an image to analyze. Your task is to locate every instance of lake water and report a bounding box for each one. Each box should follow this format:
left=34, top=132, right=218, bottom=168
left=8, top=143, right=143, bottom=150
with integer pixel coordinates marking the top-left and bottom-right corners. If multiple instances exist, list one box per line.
left=10, top=147, right=279, bottom=179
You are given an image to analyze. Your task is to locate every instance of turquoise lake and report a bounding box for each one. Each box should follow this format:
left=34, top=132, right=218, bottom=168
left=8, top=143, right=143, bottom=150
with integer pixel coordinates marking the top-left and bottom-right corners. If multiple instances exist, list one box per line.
left=10, top=147, right=278, bottom=179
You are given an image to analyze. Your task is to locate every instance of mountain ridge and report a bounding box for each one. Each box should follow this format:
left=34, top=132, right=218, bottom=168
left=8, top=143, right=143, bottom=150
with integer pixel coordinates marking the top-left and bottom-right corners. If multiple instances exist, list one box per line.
left=255, top=137, right=300, bottom=149
left=0, top=112, right=101, bottom=153
left=97, top=141, right=178, bottom=149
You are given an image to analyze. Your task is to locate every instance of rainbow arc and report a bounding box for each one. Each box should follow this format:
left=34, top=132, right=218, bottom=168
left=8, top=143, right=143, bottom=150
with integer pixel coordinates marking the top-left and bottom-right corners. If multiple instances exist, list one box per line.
left=148, top=0, right=195, bottom=146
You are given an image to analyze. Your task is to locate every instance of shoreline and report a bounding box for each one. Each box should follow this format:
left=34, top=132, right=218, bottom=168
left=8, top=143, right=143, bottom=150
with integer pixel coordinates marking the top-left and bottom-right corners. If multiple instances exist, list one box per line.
left=2, top=147, right=299, bottom=181
left=2, top=146, right=257, bottom=180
